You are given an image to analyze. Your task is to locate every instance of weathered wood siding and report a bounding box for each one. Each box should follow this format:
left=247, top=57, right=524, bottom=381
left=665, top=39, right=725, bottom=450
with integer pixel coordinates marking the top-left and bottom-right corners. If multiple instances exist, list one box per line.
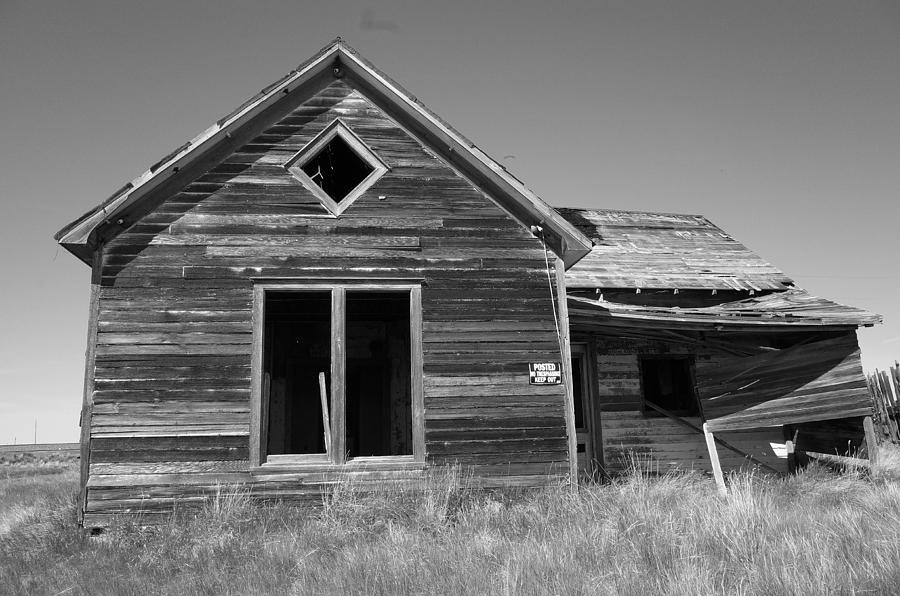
left=589, top=337, right=785, bottom=475
left=86, top=80, right=568, bottom=526
left=600, top=412, right=784, bottom=474
left=697, top=334, right=871, bottom=431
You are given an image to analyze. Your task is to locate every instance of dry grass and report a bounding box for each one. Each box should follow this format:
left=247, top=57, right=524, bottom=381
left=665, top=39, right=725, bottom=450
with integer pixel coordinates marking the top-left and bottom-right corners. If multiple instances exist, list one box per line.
left=2, top=457, right=900, bottom=595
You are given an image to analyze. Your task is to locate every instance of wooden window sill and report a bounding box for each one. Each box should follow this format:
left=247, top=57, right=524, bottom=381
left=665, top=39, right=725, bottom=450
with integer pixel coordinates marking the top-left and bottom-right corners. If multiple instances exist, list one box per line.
left=250, top=455, right=426, bottom=476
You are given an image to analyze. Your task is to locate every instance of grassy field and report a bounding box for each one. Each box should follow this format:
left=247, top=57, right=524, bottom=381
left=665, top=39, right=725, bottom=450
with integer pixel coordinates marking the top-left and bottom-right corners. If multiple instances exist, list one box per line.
left=2, top=455, right=900, bottom=595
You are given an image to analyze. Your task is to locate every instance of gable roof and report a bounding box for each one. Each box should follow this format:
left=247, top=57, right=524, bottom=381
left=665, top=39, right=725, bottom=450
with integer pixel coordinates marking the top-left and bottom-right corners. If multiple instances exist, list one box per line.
left=558, top=208, right=794, bottom=291
left=55, top=38, right=592, bottom=267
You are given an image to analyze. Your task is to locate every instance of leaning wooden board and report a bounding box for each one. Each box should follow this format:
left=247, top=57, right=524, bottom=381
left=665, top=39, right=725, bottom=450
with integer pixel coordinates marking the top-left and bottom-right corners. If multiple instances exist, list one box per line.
left=698, top=334, right=871, bottom=431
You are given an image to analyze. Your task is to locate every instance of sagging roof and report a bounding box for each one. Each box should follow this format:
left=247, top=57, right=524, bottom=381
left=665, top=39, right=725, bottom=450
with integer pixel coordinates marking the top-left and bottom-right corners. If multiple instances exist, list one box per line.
left=55, top=38, right=592, bottom=268
left=558, top=208, right=794, bottom=291
left=567, top=288, right=881, bottom=330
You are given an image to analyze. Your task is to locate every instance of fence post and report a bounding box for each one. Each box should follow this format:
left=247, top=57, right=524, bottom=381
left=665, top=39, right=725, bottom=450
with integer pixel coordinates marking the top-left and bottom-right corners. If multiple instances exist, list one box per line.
left=863, top=416, right=878, bottom=465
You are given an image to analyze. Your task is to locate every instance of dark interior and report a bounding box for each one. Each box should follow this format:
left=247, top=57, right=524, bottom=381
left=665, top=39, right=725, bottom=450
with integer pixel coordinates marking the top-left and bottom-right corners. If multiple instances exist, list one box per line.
left=263, top=290, right=412, bottom=459
left=572, top=356, right=586, bottom=453
left=640, top=357, right=699, bottom=417
left=301, top=135, right=374, bottom=202
left=572, top=356, right=585, bottom=429
left=263, top=292, right=331, bottom=455
left=346, top=291, right=412, bottom=457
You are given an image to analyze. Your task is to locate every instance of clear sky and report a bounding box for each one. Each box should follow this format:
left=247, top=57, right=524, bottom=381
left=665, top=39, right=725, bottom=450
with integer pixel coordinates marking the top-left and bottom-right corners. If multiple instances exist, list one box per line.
left=1, top=0, right=898, bottom=444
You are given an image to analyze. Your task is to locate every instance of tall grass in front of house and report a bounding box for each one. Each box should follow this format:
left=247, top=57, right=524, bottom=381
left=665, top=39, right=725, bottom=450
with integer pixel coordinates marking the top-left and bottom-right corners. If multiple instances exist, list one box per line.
left=3, top=450, right=900, bottom=595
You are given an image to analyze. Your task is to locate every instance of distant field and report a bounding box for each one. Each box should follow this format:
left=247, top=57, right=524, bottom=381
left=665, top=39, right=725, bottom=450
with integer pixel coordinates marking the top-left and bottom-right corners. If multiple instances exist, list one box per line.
left=2, top=454, right=900, bottom=595
left=0, top=444, right=79, bottom=477
left=0, top=442, right=79, bottom=454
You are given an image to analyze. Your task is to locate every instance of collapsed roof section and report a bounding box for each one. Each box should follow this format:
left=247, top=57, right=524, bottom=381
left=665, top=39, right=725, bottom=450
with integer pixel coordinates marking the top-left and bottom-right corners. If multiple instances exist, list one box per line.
left=568, top=288, right=881, bottom=331
left=54, top=38, right=592, bottom=268
left=560, top=207, right=880, bottom=331
left=558, top=208, right=794, bottom=291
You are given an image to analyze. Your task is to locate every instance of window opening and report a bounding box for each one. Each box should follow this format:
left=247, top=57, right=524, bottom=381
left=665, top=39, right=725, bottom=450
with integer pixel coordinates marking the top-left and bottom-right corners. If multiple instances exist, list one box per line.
left=263, top=292, right=331, bottom=455
left=257, top=285, right=420, bottom=465
left=346, top=291, right=412, bottom=457
left=640, top=357, right=699, bottom=417
left=301, top=135, right=374, bottom=203
left=284, top=119, right=388, bottom=216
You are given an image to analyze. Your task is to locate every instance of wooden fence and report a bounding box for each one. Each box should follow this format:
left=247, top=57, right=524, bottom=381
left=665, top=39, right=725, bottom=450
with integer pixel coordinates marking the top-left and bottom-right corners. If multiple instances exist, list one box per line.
left=867, top=362, right=900, bottom=445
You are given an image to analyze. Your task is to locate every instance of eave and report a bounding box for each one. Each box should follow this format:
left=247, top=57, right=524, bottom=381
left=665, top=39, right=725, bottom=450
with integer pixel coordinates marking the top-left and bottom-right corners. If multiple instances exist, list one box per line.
left=567, top=288, right=882, bottom=331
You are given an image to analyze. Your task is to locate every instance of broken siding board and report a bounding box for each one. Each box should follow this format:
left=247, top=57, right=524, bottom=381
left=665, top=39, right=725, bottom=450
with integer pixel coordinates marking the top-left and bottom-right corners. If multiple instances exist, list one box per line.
left=698, top=334, right=871, bottom=431
left=567, top=290, right=879, bottom=330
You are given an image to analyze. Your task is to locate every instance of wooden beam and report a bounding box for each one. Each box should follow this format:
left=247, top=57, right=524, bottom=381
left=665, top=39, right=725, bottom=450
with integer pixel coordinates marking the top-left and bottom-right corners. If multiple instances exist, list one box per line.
left=409, top=286, right=426, bottom=463
left=249, top=285, right=265, bottom=466
left=78, top=247, right=103, bottom=526
left=332, top=287, right=346, bottom=464
left=703, top=423, right=727, bottom=495
left=555, top=257, right=578, bottom=482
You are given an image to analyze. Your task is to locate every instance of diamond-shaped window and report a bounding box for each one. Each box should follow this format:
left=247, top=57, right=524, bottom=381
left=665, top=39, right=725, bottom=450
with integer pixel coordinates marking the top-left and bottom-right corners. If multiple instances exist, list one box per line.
left=285, top=119, right=388, bottom=216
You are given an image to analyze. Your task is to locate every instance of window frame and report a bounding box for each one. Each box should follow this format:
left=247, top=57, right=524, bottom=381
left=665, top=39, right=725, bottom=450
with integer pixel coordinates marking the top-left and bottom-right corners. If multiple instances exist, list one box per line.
left=250, top=281, right=424, bottom=467
left=284, top=119, right=389, bottom=217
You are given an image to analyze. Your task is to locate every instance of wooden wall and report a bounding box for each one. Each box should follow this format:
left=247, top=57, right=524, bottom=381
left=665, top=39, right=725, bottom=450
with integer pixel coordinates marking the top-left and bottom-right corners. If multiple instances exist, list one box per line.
left=85, top=80, right=569, bottom=527
left=588, top=337, right=786, bottom=475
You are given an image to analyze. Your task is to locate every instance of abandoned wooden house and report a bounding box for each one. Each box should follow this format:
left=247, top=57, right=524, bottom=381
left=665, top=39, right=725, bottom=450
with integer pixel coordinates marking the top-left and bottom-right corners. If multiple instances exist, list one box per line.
left=55, top=39, right=880, bottom=528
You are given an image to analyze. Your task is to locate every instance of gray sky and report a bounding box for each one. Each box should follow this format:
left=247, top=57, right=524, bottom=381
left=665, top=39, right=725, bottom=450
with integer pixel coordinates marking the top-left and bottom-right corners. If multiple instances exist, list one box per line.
left=1, top=0, right=898, bottom=443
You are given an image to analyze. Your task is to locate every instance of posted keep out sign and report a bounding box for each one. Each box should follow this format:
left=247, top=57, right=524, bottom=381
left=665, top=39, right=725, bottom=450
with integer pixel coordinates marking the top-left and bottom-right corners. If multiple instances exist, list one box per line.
left=528, top=362, right=562, bottom=385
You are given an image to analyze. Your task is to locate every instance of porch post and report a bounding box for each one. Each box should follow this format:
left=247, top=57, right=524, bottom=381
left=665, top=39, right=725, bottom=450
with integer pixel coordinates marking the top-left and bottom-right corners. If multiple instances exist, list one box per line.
left=703, top=422, right=727, bottom=495
left=555, top=257, right=578, bottom=483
